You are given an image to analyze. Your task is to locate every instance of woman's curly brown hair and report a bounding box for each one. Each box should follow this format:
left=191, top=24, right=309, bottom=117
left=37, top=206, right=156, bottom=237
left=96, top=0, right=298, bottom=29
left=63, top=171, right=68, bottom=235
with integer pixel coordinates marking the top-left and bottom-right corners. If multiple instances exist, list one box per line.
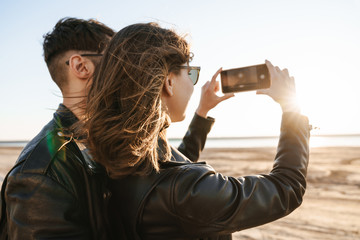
left=84, top=23, right=191, bottom=178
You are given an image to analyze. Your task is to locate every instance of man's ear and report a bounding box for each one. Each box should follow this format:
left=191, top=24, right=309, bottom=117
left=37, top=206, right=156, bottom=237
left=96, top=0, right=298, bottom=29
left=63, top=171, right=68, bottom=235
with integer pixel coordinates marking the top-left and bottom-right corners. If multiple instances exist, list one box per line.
left=163, top=73, right=174, bottom=97
left=68, top=55, right=95, bottom=80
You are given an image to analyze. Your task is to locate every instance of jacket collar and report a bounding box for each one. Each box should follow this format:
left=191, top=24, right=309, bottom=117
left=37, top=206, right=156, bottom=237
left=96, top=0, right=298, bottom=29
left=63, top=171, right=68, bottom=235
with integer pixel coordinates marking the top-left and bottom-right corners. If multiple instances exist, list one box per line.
left=53, top=104, right=107, bottom=175
left=53, top=104, right=79, bottom=129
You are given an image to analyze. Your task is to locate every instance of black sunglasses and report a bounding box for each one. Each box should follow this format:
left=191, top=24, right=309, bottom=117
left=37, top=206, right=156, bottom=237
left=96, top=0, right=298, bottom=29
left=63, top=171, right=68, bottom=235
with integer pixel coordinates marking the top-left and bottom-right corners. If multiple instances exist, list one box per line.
left=178, top=66, right=201, bottom=85
left=65, top=53, right=103, bottom=65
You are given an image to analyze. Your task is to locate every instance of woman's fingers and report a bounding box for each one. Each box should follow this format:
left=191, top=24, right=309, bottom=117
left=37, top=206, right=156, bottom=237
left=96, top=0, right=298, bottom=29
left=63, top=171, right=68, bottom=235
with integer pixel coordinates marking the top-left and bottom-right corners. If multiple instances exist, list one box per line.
left=214, top=81, right=220, bottom=92
left=220, top=93, right=235, bottom=101
left=210, top=67, right=223, bottom=87
left=282, top=68, right=289, bottom=77
left=256, top=89, right=269, bottom=95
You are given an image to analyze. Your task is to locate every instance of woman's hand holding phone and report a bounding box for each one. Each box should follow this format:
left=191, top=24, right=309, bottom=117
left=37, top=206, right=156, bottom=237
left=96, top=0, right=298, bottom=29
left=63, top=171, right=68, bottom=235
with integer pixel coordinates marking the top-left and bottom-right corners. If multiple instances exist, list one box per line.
left=257, top=60, right=300, bottom=113
left=196, top=68, right=235, bottom=118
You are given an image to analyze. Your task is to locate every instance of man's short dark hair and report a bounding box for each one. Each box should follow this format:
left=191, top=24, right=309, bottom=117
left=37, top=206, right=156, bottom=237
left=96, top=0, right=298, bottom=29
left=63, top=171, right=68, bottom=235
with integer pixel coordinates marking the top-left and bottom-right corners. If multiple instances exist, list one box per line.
left=43, top=17, right=115, bottom=89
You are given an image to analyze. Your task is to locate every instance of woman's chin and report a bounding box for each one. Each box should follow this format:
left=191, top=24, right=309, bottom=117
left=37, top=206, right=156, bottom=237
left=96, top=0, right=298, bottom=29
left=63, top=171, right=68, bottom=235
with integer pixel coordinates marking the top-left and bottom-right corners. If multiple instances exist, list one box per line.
left=171, top=114, right=186, bottom=123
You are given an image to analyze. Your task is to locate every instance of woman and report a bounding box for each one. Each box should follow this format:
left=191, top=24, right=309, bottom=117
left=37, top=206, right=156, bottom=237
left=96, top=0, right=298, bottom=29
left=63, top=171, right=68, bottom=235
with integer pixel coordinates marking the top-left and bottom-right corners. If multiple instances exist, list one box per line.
left=85, top=23, right=310, bottom=239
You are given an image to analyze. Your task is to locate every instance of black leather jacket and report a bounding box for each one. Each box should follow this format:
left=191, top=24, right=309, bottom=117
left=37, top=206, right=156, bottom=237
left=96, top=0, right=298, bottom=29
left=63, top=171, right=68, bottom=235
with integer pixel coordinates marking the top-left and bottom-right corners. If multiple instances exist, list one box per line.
left=109, top=113, right=310, bottom=240
left=0, top=104, right=214, bottom=240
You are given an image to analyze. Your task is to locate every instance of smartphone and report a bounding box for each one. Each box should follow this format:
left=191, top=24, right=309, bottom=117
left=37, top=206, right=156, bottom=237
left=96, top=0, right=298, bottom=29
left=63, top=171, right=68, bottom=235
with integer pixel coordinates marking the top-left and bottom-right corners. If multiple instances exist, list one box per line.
left=221, top=64, right=270, bottom=93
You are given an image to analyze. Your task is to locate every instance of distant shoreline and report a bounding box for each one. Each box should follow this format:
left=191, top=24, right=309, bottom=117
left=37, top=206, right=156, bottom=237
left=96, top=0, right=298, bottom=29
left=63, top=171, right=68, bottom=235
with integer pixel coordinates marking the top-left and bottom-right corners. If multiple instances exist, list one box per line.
left=2, top=133, right=360, bottom=142
left=1, top=134, right=359, bottom=148
left=169, top=133, right=360, bottom=140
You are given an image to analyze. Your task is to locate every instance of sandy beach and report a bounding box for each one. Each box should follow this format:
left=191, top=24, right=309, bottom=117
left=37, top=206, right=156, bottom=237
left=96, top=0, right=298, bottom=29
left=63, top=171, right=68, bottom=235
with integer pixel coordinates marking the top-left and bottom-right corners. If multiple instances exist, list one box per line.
left=1, top=146, right=359, bottom=239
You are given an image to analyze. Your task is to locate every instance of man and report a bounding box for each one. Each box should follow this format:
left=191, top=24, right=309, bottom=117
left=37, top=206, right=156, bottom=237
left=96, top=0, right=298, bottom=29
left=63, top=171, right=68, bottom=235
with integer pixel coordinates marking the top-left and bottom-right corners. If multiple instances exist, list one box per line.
left=0, top=18, right=232, bottom=239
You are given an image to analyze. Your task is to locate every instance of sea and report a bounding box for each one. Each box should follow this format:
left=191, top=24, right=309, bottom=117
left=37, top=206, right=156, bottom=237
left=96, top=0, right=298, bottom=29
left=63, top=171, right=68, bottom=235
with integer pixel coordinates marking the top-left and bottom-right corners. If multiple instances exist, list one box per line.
left=1, top=135, right=359, bottom=148
left=170, top=135, right=360, bottom=148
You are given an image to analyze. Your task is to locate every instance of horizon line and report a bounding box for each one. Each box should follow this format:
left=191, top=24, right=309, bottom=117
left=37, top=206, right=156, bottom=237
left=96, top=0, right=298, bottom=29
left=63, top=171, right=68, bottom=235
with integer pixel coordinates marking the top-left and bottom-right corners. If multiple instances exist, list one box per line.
left=1, top=133, right=360, bottom=143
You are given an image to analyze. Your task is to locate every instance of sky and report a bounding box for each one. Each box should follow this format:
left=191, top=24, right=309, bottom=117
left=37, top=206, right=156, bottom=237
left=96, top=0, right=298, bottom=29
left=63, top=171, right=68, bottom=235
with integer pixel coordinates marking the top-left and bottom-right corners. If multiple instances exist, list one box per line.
left=0, top=0, right=360, bottom=140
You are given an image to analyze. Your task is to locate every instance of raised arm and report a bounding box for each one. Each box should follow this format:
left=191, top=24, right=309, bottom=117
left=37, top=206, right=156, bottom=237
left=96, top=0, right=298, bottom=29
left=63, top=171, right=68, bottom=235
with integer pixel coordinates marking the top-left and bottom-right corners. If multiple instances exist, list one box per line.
left=172, top=61, right=310, bottom=235
left=178, top=68, right=234, bottom=161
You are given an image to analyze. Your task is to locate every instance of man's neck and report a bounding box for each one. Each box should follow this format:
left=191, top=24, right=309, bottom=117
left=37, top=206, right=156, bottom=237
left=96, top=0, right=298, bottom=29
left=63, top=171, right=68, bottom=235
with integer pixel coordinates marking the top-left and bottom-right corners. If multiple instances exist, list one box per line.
left=62, top=97, right=86, bottom=120
left=61, top=77, right=90, bottom=120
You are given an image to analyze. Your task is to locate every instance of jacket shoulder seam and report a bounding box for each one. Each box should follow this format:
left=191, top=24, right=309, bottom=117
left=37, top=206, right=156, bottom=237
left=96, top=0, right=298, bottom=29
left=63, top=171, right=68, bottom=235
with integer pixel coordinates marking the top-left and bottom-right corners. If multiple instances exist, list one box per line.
left=169, top=164, right=227, bottom=228
left=8, top=170, right=77, bottom=198
left=20, top=128, right=71, bottom=174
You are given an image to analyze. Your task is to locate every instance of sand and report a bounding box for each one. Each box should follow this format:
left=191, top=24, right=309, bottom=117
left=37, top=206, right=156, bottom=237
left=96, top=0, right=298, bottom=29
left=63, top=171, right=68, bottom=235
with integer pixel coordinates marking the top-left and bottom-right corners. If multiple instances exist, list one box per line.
left=0, top=147, right=23, bottom=183
left=1, top=146, right=360, bottom=239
